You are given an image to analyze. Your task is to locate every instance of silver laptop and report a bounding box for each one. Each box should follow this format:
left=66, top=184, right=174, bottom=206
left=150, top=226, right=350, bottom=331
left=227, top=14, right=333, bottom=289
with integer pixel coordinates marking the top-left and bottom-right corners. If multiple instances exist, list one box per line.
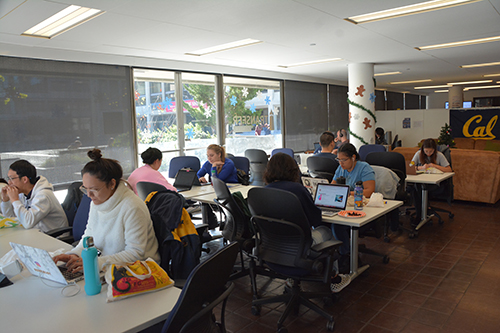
left=301, top=176, right=329, bottom=196
left=314, top=183, right=350, bottom=216
left=10, top=242, right=84, bottom=285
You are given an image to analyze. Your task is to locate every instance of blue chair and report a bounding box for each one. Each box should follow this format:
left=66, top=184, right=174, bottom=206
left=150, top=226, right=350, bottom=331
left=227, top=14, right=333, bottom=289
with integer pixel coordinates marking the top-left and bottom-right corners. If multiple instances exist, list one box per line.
left=359, top=144, right=386, bottom=161
left=230, top=156, right=250, bottom=174
left=47, top=194, right=91, bottom=246
left=271, top=148, right=294, bottom=158
left=168, top=156, right=201, bottom=178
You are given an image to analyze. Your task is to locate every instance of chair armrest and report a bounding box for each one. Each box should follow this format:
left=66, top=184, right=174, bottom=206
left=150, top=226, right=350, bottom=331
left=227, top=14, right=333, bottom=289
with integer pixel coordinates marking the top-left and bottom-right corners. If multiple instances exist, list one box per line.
left=46, top=226, right=73, bottom=238
left=311, top=239, right=343, bottom=252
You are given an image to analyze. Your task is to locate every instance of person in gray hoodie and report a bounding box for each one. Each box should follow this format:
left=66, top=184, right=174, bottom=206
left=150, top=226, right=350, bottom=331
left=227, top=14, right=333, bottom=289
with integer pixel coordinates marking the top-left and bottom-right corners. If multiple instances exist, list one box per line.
left=1, top=160, right=68, bottom=233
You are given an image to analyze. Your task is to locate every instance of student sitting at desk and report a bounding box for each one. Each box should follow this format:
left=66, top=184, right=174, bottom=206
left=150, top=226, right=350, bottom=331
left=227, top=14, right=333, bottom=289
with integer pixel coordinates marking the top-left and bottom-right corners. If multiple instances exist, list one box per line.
left=264, top=153, right=351, bottom=292
left=314, top=131, right=337, bottom=161
left=1, top=160, right=68, bottom=233
left=331, top=143, right=375, bottom=268
left=128, top=147, right=176, bottom=194
left=53, top=149, right=159, bottom=272
left=332, top=129, right=349, bottom=155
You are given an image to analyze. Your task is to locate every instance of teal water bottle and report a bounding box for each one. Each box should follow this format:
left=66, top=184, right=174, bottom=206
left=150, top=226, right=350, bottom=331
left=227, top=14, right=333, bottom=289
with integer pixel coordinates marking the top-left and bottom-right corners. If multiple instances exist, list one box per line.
left=354, top=181, right=363, bottom=211
left=82, top=236, right=101, bottom=296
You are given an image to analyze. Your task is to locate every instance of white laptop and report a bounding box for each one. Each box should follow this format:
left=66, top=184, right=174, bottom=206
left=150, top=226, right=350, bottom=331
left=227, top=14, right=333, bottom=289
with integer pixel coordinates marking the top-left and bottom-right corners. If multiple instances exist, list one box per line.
left=301, top=176, right=329, bottom=196
left=10, top=242, right=84, bottom=285
left=314, top=183, right=350, bottom=216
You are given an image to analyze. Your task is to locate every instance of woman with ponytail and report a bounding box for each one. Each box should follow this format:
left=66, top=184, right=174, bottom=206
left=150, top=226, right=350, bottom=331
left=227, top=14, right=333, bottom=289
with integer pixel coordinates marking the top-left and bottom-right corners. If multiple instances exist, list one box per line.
left=197, top=144, right=238, bottom=184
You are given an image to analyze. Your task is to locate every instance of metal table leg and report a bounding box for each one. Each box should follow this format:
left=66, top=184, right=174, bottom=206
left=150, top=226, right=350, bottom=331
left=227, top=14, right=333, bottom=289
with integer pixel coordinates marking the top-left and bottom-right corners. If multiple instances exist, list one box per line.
left=415, top=185, right=433, bottom=230
left=350, top=227, right=369, bottom=280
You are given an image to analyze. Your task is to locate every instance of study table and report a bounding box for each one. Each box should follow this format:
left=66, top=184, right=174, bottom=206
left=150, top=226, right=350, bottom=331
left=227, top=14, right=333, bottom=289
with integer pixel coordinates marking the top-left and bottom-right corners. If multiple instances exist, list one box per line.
left=321, top=200, right=403, bottom=280
left=406, top=172, right=454, bottom=232
left=0, top=227, right=182, bottom=333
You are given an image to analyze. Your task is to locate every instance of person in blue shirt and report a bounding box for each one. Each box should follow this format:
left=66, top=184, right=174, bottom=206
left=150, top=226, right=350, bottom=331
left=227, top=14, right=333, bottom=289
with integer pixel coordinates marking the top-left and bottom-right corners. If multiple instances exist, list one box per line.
left=331, top=143, right=376, bottom=265
left=197, top=144, right=238, bottom=184
left=314, top=131, right=337, bottom=161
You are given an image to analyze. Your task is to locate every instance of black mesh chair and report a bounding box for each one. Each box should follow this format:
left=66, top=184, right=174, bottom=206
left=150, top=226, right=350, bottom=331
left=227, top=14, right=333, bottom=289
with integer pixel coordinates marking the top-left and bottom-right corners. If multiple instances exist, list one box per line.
left=136, top=181, right=168, bottom=201
left=247, top=187, right=342, bottom=332
left=359, top=144, right=386, bottom=161
left=161, top=242, right=239, bottom=333
left=244, top=149, right=268, bottom=186
left=306, top=155, right=339, bottom=182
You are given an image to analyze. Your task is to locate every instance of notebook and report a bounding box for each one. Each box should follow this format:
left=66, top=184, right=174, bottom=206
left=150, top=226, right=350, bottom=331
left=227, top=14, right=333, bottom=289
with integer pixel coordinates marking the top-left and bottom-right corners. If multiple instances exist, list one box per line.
left=301, top=176, right=329, bottom=196
left=173, top=169, right=197, bottom=192
left=313, top=183, right=350, bottom=216
left=10, top=242, right=84, bottom=285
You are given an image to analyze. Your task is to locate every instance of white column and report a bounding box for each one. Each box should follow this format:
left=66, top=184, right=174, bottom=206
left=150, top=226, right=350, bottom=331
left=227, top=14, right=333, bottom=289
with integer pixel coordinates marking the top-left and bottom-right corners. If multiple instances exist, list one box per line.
left=449, top=85, right=463, bottom=108
left=348, top=63, right=375, bottom=149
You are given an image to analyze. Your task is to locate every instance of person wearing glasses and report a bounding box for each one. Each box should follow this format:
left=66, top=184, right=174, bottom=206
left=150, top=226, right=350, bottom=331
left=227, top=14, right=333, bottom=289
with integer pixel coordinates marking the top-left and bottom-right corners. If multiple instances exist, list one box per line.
left=331, top=143, right=375, bottom=270
left=314, top=131, right=337, bottom=161
left=53, top=149, right=159, bottom=273
left=0, top=160, right=68, bottom=233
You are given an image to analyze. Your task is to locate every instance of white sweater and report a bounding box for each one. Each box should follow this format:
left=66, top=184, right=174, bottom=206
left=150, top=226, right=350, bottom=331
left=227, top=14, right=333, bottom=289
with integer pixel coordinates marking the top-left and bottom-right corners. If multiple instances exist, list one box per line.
left=71, top=181, right=160, bottom=270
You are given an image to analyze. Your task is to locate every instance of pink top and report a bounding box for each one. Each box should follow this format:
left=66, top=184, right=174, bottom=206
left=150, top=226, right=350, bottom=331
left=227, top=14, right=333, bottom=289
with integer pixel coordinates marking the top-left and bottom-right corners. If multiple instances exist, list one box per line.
left=128, top=164, right=177, bottom=194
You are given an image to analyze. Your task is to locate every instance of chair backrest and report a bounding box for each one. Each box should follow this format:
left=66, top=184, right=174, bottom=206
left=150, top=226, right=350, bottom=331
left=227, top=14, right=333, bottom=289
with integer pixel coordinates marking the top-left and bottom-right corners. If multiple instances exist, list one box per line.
left=247, top=187, right=316, bottom=272
left=231, top=156, right=250, bottom=174
left=168, top=156, right=201, bottom=178
left=226, top=153, right=235, bottom=159
left=136, top=181, right=167, bottom=201
left=271, top=148, right=294, bottom=158
left=306, top=155, right=339, bottom=182
left=212, top=177, right=252, bottom=243
left=391, top=134, right=399, bottom=151
left=244, top=149, right=268, bottom=185
left=61, top=181, right=83, bottom=226
left=73, top=194, right=91, bottom=243
left=359, top=144, right=386, bottom=161
left=365, top=151, right=408, bottom=202
left=162, top=242, right=239, bottom=333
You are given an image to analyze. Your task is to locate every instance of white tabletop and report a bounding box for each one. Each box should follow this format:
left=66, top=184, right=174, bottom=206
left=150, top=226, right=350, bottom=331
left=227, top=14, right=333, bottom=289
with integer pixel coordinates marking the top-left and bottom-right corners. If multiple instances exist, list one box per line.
left=321, top=200, right=403, bottom=227
left=406, top=172, right=454, bottom=185
left=0, top=229, right=182, bottom=333
left=188, top=184, right=256, bottom=204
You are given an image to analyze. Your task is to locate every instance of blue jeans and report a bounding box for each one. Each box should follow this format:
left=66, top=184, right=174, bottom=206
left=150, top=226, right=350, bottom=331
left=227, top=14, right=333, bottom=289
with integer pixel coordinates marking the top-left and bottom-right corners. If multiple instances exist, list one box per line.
left=332, top=224, right=350, bottom=255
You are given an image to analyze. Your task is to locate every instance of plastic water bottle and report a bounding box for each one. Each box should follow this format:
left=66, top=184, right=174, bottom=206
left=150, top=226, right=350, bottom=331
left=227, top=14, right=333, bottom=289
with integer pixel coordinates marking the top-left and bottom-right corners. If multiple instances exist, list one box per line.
left=354, top=181, right=363, bottom=211
left=211, top=167, right=216, bottom=184
left=81, top=236, right=101, bottom=296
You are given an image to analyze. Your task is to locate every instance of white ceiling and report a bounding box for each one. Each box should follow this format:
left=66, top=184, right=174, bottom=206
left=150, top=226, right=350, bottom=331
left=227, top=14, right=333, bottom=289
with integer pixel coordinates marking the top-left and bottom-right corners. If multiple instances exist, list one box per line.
left=1, top=0, right=500, bottom=93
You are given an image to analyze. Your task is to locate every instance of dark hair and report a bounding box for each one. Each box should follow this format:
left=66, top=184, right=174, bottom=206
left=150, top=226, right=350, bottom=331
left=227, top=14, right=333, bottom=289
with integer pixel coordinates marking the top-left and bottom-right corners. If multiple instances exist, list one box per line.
left=263, top=153, right=300, bottom=184
left=320, top=131, right=335, bottom=147
left=141, top=147, right=162, bottom=165
left=338, top=143, right=360, bottom=160
left=10, top=160, right=37, bottom=184
left=338, top=129, right=347, bottom=138
left=420, top=138, right=438, bottom=165
left=0, top=178, right=8, bottom=185
left=375, top=127, right=385, bottom=137
left=81, top=149, right=123, bottom=187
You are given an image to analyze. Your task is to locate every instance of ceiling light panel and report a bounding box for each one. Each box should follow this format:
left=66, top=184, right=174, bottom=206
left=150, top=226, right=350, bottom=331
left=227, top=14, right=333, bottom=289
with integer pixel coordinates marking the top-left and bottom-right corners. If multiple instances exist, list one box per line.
left=483, top=73, right=500, bottom=77
left=461, top=62, right=500, bottom=68
left=416, top=36, right=500, bottom=50
left=464, top=85, right=500, bottom=90
left=447, top=80, right=492, bottom=85
left=374, top=72, right=402, bottom=77
left=345, top=0, right=481, bottom=24
left=278, top=58, right=342, bottom=68
left=390, top=79, right=432, bottom=84
left=434, top=90, right=449, bottom=93
left=414, top=84, right=451, bottom=89
left=185, top=39, right=262, bottom=56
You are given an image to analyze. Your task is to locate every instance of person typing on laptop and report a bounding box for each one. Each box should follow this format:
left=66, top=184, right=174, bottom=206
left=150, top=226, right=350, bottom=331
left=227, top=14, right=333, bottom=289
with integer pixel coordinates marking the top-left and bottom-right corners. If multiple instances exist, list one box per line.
left=53, top=149, right=159, bottom=273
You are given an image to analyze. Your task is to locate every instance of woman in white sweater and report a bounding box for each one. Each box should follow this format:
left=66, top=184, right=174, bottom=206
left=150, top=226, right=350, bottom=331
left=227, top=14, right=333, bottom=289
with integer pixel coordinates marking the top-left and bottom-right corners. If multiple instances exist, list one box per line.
left=54, top=149, right=159, bottom=272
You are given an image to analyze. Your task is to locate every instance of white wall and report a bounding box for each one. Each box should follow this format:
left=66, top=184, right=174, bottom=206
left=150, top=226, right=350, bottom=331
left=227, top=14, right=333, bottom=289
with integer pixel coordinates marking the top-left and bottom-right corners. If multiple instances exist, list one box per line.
left=428, top=88, right=500, bottom=109
left=376, top=109, right=449, bottom=147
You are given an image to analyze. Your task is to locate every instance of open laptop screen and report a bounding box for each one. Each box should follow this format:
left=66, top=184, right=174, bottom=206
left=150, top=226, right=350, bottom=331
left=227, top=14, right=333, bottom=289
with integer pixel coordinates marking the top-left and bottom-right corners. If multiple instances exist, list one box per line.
left=314, top=183, right=350, bottom=210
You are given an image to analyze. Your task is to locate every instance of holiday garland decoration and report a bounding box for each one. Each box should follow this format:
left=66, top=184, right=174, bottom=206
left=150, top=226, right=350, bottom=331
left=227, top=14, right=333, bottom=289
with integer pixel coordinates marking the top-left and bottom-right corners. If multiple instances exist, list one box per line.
left=347, top=80, right=376, bottom=146
left=348, top=128, right=368, bottom=145
left=347, top=97, right=377, bottom=123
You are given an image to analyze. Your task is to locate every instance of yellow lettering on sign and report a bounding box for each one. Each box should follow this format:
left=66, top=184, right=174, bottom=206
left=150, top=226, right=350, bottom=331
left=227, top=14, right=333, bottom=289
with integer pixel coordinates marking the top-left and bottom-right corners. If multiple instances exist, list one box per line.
left=462, top=115, right=497, bottom=140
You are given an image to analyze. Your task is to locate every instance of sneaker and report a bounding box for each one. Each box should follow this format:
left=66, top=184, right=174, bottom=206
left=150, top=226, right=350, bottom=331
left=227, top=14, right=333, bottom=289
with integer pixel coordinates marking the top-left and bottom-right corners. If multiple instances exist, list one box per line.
left=330, top=274, right=351, bottom=293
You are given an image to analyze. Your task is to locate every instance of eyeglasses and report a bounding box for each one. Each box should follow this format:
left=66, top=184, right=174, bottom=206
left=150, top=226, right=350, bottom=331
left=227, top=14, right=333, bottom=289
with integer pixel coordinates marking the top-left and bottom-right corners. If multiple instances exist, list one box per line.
left=335, top=157, right=350, bottom=163
left=6, top=176, right=20, bottom=182
left=79, top=185, right=105, bottom=196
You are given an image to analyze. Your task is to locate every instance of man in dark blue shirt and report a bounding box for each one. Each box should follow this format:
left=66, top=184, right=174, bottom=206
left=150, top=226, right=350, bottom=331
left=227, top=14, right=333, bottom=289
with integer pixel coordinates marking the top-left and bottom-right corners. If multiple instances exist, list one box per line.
left=315, top=131, right=337, bottom=161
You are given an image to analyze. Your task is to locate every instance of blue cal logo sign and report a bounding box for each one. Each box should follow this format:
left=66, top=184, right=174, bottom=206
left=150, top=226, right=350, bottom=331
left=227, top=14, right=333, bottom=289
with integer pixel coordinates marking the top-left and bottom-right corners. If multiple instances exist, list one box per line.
left=463, top=115, right=498, bottom=140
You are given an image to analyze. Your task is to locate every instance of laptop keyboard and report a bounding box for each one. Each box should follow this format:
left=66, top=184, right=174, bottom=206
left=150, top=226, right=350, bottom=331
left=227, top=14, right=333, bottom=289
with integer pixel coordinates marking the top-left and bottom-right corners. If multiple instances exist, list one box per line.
left=58, top=266, right=84, bottom=280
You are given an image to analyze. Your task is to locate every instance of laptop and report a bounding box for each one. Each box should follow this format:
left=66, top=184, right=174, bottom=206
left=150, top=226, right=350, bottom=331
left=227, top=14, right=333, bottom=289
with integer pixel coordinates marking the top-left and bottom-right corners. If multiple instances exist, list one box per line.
left=10, top=242, right=84, bottom=285
left=301, top=176, right=329, bottom=196
left=173, top=169, right=197, bottom=192
left=313, top=183, right=350, bottom=216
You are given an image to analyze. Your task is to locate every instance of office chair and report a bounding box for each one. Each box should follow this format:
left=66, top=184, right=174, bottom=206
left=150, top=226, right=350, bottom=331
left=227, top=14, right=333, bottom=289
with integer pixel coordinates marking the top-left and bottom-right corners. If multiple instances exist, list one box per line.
left=359, top=144, right=386, bottom=161
left=228, top=156, right=250, bottom=184
left=244, top=149, right=268, bottom=186
left=390, top=134, right=401, bottom=151
left=61, top=181, right=83, bottom=226
left=247, top=187, right=342, bottom=332
left=136, top=181, right=168, bottom=201
left=161, top=242, right=239, bottom=333
left=271, top=148, right=294, bottom=158
left=225, top=153, right=235, bottom=159
left=306, top=155, right=339, bottom=182
left=168, top=156, right=201, bottom=178
left=47, top=194, right=91, bottom=246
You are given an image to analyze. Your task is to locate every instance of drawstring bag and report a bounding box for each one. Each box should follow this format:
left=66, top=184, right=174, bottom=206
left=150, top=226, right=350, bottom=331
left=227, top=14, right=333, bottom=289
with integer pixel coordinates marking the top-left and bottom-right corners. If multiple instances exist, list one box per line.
left=105, top=258, right=174, bottom=302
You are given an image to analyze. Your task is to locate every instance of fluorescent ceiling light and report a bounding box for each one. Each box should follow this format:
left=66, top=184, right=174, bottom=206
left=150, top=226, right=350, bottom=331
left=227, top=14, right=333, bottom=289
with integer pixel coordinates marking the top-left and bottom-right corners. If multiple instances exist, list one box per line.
left=22, top=5, right=103, bottom=39
left=447, top=80, right=492, bottom=85
left=185, top=39, right=262, bottom=56
left=374, top=71, right=402, bottom=77
left=461, top=61, right=500, bottom=68
left=390, top=79, right=432, bottom=84
left=345, top=0, right=481, bottom=24
left=464, top=85, right=500, bottom=90
left=414, top=84, right=451, bottom=89
left=434, top=90, right=449, bottom=93
left=484, top=73, right=500, bottom=77
left=416, top=35, right=500, bottom=51
left=278, top=58, right=342, bottom=68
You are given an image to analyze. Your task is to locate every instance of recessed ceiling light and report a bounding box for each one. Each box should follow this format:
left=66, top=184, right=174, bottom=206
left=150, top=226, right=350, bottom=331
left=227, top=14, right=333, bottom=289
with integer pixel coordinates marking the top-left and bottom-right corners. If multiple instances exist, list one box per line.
left=390, top=79, right=432, bottom=84
left=447, top=80, right=492, bottom=85
left=464, top=85, right=500, bottom=90
left=345, top=0, right=481, bottom=24
left=278, top=58, right=342, bottom=68
left=374, top=71, right=402, bottom=77
left=460, top=62, right=500, bottom=68
left=185, top=39, right=262, bottom=56
left=414, top=84, right=451, bottom=89
left=416, top=36, right=500, bottom=50
left=483, top=73, right=500, bottom=77
left=434, top=90, right=449, bottom=93
left=22, top=5, right=104, bottom=39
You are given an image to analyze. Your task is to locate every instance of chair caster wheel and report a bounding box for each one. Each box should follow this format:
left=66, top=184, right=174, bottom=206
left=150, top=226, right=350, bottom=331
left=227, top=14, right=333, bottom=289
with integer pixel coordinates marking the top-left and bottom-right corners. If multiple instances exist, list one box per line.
left=384, top=236, right=390, bottom=243
left=409, top=232, right=418, bottom=239
left=277, top=326, right=288, bottom=333
left=383, top=256, right=390, bottom=264
left=326, top=320, right=335, bottom=331
left=438, top=219, right=444, bottom=225
left=449, top=213, right=454, bottom=219
left=251, top=305, right=261, bottom=316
